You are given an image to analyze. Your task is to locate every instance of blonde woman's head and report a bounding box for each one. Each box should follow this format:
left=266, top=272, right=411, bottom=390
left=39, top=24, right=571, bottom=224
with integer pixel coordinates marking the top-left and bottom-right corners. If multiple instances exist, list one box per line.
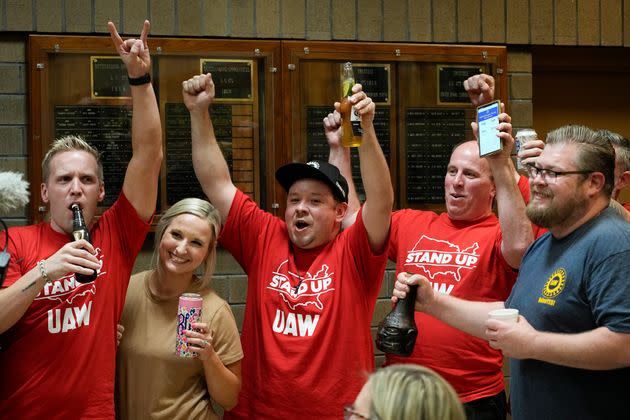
left=154, top=198, right=221, bottom=288
left=348, top=365, right=465, bottom=420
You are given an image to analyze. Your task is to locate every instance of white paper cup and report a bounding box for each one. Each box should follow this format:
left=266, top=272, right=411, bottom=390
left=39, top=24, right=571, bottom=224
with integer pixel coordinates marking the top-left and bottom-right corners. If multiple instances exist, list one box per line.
left=488, top=308, right=519, bottom=323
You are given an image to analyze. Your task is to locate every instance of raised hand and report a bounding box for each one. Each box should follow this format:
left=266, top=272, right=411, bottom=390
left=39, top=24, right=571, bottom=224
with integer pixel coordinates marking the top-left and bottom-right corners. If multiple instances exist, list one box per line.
left=464, top=73, right=495, bottom=107
left=108, top=20, right=151, bottom=78
left=483, top=112, right=515, bottom=163
left=323, top=110, right=343, bottom=148
left=334, top=84, right=375, bottom=127
left=182, top=73, right=216, bottom=113
left=471, top=101, right=506, bottom=137
left=352, top=84, right=375, bottom=126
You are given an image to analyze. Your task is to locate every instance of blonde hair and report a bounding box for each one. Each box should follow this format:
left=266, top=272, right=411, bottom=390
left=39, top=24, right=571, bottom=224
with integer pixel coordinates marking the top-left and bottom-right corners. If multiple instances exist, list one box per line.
left=42, top=135, right=103, bottom=183
left=367, top=365, right=465, bottom=420
left=153, top=198, right=221, bottom=289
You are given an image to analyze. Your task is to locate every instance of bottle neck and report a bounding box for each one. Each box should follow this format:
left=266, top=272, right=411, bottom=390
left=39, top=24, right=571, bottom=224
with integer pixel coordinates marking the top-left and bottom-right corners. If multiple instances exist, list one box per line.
left=394, top=284, right=418, bottom=315
left=72, top=207, right=86, bottom=229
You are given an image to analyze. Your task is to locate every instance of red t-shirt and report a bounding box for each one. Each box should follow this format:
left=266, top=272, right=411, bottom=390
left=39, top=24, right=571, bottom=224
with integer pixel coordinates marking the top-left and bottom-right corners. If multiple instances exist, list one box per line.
left=385, top=210, right=516, bottom=402
left=0, top=194, right=150, bottom=419
left=384, top=175, right=539, bottom=402
left=220, top=190, right=388, bottom=420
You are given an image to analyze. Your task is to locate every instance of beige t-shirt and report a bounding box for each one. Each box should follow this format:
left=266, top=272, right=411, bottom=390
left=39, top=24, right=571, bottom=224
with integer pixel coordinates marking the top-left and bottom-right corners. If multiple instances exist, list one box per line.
left=116, top=270, right=243, bottom=420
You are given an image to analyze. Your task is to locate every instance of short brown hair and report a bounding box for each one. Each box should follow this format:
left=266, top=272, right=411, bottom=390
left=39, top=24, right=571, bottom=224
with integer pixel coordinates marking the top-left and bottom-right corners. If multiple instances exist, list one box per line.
left=546, top=125, right=615, bottom=196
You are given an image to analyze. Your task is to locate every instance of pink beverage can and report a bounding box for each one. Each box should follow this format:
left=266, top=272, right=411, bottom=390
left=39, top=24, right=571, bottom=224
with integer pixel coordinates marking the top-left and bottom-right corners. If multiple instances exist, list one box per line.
left=176, top=293, right=203, bottom=358
left=514, top=128, right=538, bottom=170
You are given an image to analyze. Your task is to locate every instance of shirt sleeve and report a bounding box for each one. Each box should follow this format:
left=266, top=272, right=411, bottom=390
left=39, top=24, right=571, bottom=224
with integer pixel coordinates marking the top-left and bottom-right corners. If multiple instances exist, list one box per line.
left=208, top=302, right=244, bottom=366
left=97, top=192, right=151, bottom=262
left=219, top=189, right=278, bottom=271
left=586, top=250, right=630, bottom=333
left=387, top=210, right=402, bottom=261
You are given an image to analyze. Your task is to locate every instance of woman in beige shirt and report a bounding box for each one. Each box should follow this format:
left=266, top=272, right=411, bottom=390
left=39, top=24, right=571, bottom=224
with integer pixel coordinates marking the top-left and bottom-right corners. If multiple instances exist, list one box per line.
left=117, top=198, right=243, bottom=420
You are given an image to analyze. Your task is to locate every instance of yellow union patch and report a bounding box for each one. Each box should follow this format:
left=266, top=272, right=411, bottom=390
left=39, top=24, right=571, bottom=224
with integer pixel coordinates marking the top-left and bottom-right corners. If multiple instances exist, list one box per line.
left=542, top=268, right=566, bottom=298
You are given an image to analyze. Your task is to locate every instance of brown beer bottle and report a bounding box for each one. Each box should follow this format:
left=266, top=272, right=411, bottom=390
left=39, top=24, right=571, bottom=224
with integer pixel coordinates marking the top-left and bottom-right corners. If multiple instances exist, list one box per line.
left=339, top=62, right=363, bottom=147
left=71, top=204, right=98, bottom=283
left=375, top=284, right=418, bottom=356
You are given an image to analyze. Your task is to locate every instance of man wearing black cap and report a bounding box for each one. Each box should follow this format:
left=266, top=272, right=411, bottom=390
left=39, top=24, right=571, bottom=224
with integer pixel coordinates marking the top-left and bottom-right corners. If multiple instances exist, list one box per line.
left=182, top=73, right=393, bottom=420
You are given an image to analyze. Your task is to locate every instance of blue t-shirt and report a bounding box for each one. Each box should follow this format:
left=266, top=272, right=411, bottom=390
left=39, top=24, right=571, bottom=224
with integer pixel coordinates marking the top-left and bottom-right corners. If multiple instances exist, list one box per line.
left=506, top=208, right=630, bottom=420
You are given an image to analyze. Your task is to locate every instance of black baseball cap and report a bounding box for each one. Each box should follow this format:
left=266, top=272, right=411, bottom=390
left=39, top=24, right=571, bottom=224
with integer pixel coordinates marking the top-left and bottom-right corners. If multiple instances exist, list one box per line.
left=275, top=160, right=349, bottom=203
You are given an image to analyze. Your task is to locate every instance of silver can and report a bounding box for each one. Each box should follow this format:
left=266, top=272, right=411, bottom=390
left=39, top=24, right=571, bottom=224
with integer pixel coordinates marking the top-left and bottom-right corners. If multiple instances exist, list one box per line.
left=514, top=129, right=538, bottom=170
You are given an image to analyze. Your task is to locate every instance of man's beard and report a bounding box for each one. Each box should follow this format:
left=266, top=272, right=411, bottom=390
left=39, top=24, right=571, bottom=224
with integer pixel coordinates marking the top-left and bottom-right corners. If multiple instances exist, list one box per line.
left=526, top=187, right=588, bottom=229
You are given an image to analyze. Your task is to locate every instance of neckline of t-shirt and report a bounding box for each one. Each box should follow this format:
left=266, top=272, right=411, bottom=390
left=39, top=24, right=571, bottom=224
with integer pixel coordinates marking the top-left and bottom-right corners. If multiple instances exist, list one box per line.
left=445, top=212, right=496, bottom=228
left=144, top=270, right=204, bottom=304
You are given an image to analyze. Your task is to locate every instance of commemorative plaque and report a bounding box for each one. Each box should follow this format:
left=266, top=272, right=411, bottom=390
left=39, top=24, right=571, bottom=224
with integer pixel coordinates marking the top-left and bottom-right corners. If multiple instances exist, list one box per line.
left=200, top=59, right=254, bottom=101
left=351, top=64, right=391, bottom=105
left=90, top=56, right=130, bottom=99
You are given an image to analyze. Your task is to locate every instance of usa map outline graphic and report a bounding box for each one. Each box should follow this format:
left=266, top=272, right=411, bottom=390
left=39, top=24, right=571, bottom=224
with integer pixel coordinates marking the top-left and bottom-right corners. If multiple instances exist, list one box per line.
left=267, top=260, right=335, bottom=311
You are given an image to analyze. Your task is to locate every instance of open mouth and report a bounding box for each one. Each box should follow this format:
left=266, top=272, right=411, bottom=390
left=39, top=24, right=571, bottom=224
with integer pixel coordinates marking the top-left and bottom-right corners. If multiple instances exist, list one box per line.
left=295, top=220, right=309, bottom=231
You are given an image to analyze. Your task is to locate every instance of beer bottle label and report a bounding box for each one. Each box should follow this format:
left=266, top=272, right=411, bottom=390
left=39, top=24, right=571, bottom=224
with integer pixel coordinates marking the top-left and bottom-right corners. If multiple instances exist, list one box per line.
left=350, top=106, right=362, bottom=137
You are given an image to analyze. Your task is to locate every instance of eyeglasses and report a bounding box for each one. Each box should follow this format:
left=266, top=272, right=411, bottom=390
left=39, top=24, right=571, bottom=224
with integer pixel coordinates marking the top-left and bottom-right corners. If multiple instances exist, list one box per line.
left=525, top=164, right=593, bottom=183
left=344, top=405, right=371, bottom=420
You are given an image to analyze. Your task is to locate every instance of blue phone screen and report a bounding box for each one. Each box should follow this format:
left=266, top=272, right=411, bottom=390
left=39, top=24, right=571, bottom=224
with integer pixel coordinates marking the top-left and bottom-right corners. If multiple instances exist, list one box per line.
left=478, top=102, right=501, bottom=156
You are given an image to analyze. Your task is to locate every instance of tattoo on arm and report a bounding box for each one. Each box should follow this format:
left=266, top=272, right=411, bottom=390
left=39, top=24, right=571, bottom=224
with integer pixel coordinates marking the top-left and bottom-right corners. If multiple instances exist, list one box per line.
left=21, top=280, right=37, bottom=292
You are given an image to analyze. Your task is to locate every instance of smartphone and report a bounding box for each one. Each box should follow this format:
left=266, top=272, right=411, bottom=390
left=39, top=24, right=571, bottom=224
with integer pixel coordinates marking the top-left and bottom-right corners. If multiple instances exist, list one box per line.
left=477, top=100, right=502, bottom=157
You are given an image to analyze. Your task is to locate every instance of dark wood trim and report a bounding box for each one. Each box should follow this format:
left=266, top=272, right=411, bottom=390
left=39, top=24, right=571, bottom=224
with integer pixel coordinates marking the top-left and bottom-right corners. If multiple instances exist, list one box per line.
left=27, top=35, right=507, bottom=222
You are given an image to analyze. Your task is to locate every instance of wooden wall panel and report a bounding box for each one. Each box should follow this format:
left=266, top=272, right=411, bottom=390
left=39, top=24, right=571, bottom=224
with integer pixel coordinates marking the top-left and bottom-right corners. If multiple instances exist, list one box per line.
left=458, top=0, right=481, bottom=43
left=481, top=0, right=506, bottom=43
left=601, top=0, right=623, bottom=46
left=577, top=0, right=600, bottom=46
left=555, top=0, right=577, bottom=45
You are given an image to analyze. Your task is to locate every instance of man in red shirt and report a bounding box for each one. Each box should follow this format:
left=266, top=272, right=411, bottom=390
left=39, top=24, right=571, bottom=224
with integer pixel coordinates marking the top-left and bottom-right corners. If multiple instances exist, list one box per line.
left=182, top=73, right=393, bottom=419
left=0, top=21, right=162, bottom=419
left=394, top=124, right=630, bottom=420
left=329, top=74, right=535, bottom=420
